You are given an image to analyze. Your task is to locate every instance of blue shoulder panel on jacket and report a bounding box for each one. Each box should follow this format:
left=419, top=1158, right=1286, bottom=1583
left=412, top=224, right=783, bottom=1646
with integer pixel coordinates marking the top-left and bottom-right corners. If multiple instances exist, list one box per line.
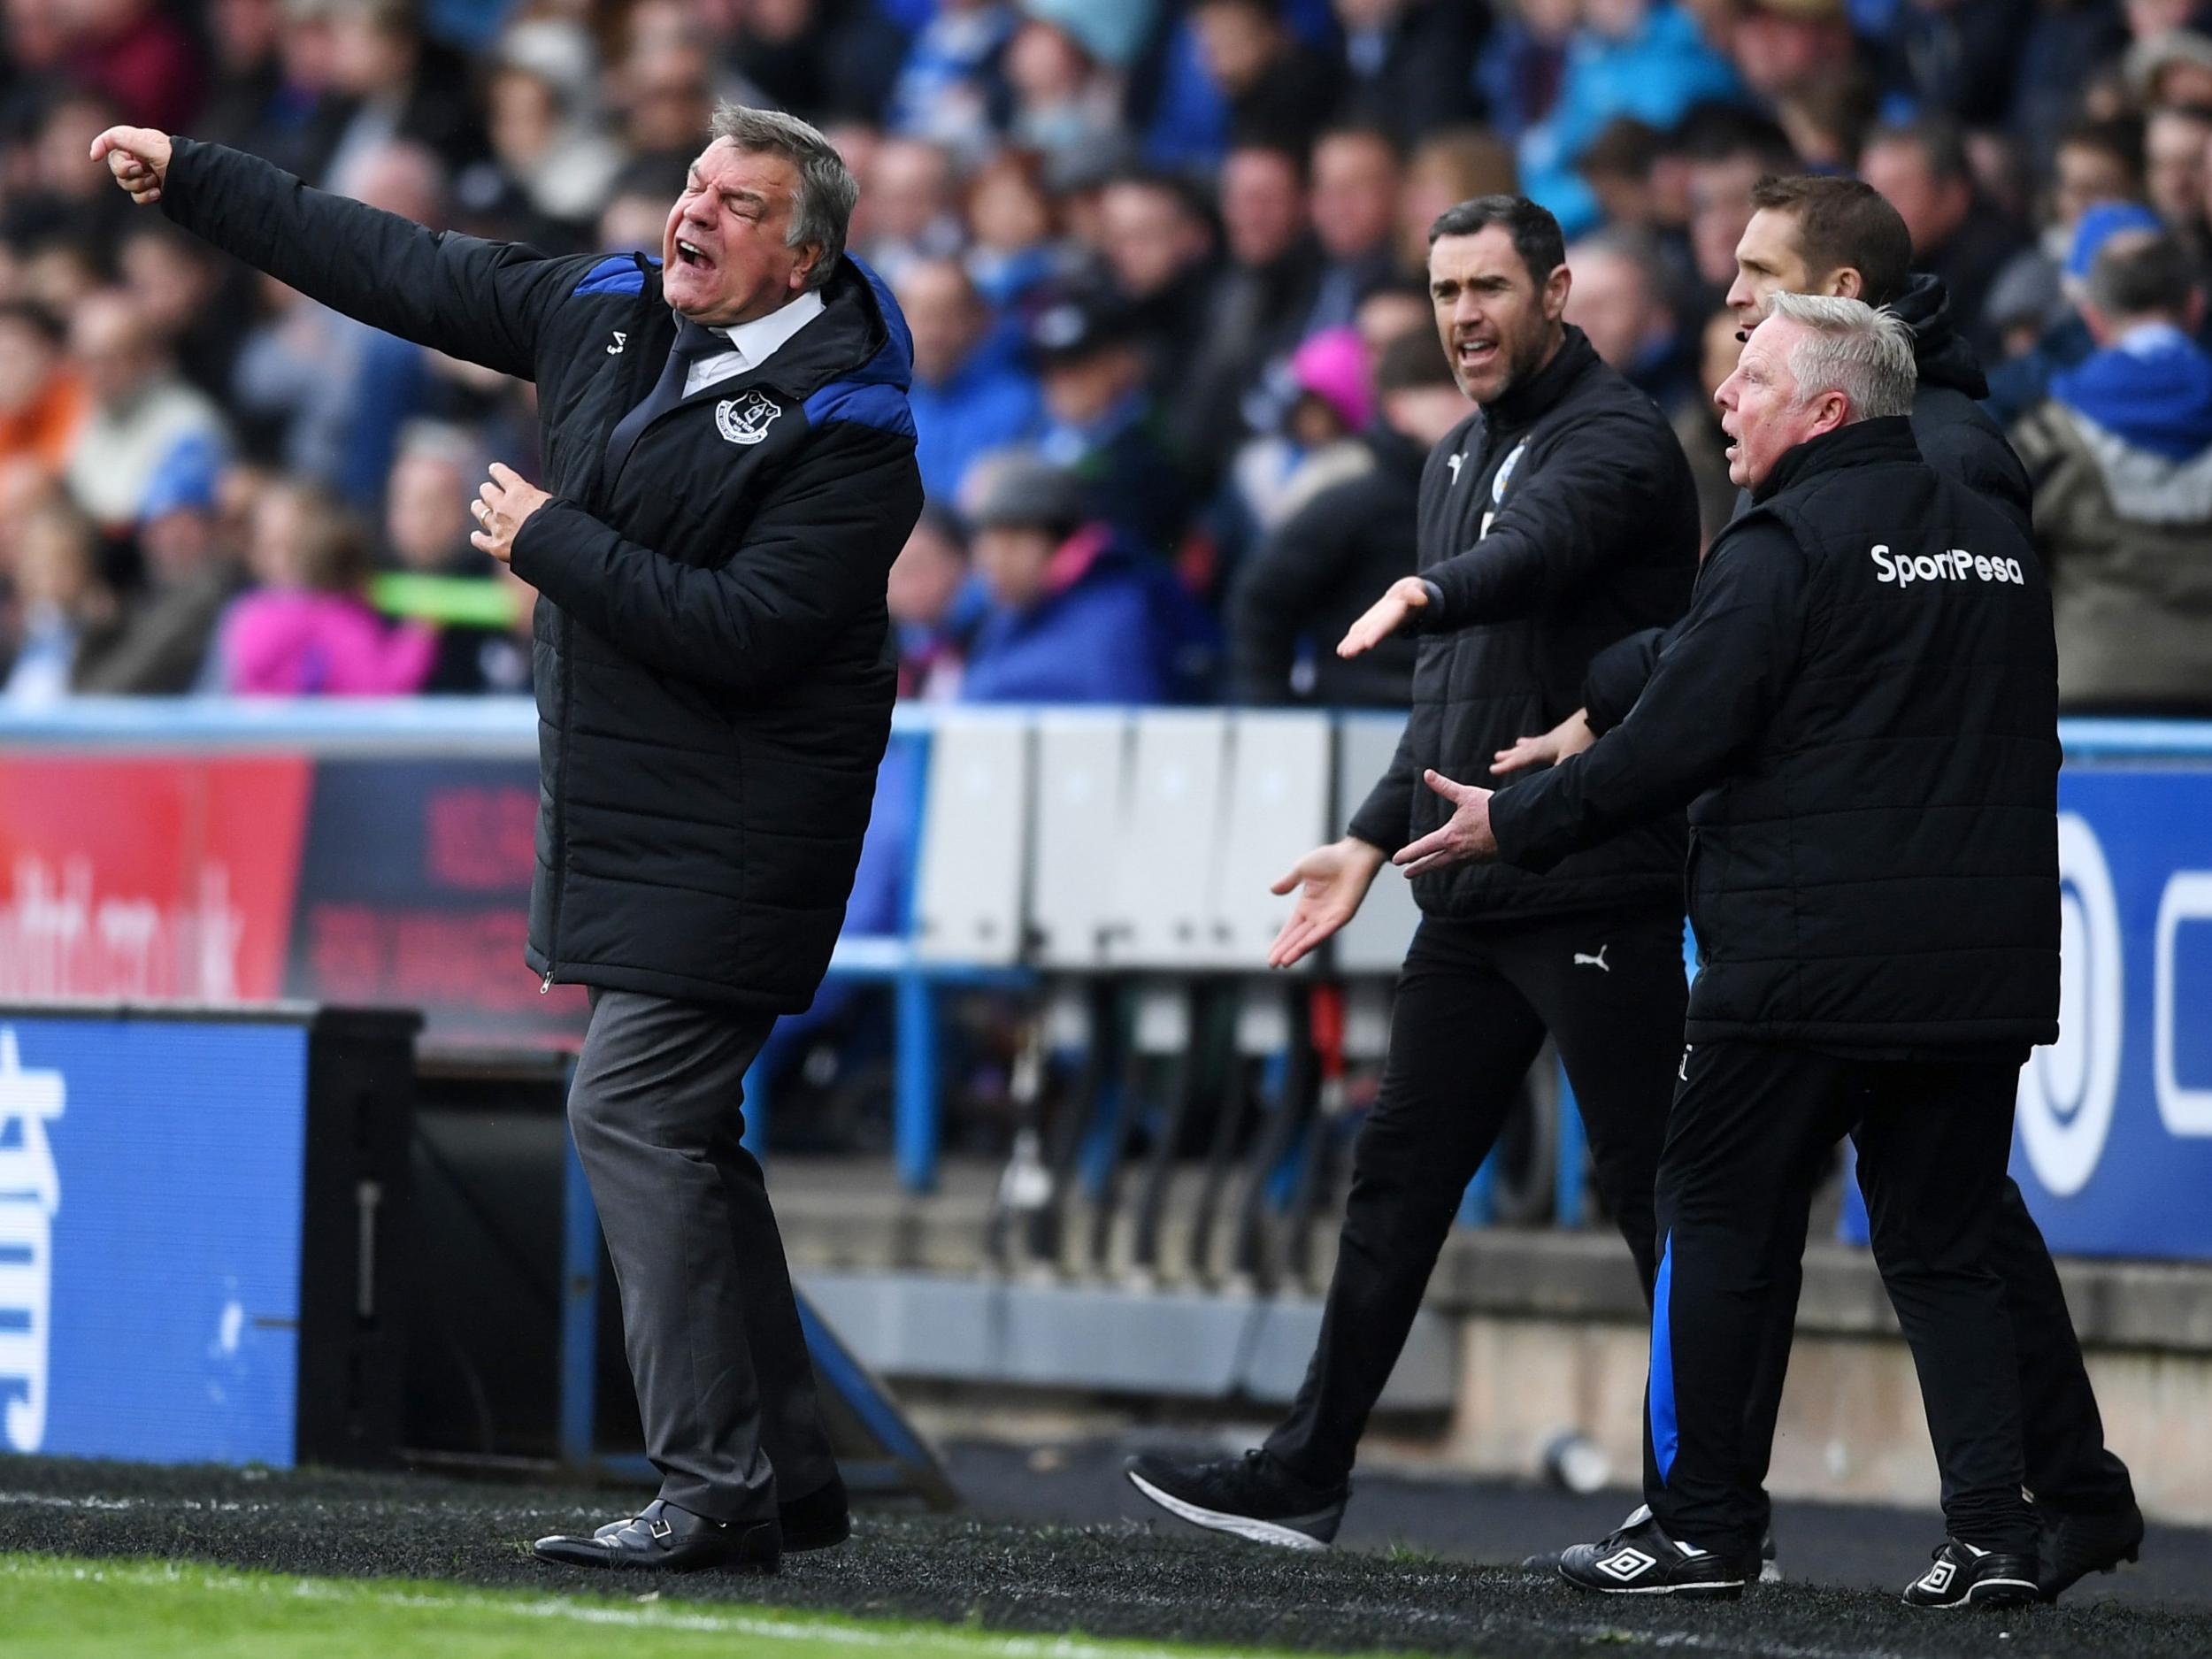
left=804, top=378, right=918, bottom=441
left=572, top=255, right=651, bottom=298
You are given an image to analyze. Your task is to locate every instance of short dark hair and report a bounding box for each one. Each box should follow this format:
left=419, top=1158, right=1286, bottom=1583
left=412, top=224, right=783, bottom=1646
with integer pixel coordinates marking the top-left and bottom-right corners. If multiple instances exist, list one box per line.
left=1428, top=194, right=1565, bottom=288
left=1866, top=116, right=1971, bottom=185
left=1578, top=117, right=1662, bottom=184
left=2087, top=233, right=2197, bottom=321
left=1748, top=174, right=1914, bottom=306
left=1375, top=327, right=1456, bottom=394
left=2059, top=113, right=2146, bottom=183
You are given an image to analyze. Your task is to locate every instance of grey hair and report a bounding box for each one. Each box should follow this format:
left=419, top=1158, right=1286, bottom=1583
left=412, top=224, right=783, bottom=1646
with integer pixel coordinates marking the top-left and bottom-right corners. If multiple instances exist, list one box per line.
left=1764, top=291, right=1916, bottom=420
left=708, top=102, right=858, bottom=292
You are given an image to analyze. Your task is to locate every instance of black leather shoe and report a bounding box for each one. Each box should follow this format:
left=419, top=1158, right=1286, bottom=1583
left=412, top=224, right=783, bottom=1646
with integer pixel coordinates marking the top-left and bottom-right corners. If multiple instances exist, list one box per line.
left=1555, top=1510, right=1747, bottom=1599
left=2039, top=1499, right=2144, bottom=1602
left=535, top=1499, right=780, bottom=1573
left=1901, top=1538, right=2039, bottom=1609
left=594, top=1478, right=849, bottom=1554
left=780, top=1475, right=852, bottom=1553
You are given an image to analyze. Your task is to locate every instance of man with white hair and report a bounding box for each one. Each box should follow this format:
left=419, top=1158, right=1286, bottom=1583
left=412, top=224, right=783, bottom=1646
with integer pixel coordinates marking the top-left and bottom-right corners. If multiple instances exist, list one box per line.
left=1397, top=295, right=2068, bottom=1609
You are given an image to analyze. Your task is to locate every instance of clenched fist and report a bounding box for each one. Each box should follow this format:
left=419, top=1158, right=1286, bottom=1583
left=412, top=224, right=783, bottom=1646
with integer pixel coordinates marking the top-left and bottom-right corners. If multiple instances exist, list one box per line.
left=90, top=126, right=173, bottom=206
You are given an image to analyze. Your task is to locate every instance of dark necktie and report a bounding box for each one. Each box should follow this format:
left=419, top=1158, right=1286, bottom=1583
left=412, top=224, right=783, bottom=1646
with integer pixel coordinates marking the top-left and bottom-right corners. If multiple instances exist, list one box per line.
left=605, top=317, right=724, bottom=479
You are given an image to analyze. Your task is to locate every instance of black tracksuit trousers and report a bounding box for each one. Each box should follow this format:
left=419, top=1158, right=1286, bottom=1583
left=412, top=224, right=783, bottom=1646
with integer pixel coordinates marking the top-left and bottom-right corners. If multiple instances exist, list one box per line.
left=1647, top=1041, right=2048, bottom=1560
left=1266, top=908, right=1687, bottom=1486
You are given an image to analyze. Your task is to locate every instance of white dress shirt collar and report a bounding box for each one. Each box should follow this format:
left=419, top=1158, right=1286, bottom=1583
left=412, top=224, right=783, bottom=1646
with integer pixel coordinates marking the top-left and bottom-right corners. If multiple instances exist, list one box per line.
left=705, top=288, right=826, bottom=371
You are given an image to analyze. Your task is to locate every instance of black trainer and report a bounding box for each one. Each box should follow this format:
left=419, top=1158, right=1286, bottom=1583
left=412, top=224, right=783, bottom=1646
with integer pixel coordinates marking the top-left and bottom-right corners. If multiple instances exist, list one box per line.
left=1901, top=1538, right=2040, bottom=1609
left=2038, top=1499, right=2144, bottom=1602
left=1525, top=1510, right=1776, bottom=1585
left=1555, top=1510, right=1747, bottom=1599
left=1125, top=1449, right=1347, bottom=1550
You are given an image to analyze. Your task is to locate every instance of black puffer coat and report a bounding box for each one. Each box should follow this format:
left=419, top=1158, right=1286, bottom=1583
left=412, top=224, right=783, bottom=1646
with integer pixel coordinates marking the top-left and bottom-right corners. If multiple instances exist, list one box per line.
left=1494, top=419, right=2061, bottom=1057
left=161, top=138, right=924, bottom=1010
left=1346, top=327, right=1700, bottom=919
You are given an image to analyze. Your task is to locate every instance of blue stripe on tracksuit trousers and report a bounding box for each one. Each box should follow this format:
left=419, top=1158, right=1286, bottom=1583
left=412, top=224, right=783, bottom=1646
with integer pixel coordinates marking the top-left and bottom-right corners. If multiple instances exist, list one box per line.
left=1640, top=1039, right=2039, bottom=1561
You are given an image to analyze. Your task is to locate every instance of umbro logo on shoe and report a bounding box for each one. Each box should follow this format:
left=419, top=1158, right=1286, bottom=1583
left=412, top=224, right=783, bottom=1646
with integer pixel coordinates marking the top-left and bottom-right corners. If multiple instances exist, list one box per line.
left=1917, top=1559, right=1956, bottom=1595
left=1597, top=1546, right=1657, bottom=1581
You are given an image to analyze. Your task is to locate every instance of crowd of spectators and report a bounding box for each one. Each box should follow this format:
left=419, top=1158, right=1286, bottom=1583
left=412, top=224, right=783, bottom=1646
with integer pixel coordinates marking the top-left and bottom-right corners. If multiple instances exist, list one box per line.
left=4, top=0, right=2212, bottom=714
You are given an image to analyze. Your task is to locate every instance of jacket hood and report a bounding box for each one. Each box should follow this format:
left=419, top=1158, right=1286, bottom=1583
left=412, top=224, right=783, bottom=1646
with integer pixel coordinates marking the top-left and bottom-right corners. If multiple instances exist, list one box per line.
left=2052, top=323, right=2212, bottom=464
left=1889, top=273, right=1989, bottom=402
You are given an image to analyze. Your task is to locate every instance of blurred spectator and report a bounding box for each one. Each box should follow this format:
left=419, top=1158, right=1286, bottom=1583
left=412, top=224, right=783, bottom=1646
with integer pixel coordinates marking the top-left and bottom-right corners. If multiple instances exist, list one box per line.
left=60, top=288, right=227, bottom=534
left=1679, top=105, right=1797, bottom=294
left=116, top=222, right=240, bottom=402
left=855, top=135, right=965, bottom=285
left=2127, top=27, right=2212, bottom=111
left=196, top=0, right=294, bottom=157
left=1004, top=16, right=1123, bottom=165
left=2, top=495, right=110, bottom=705
left=887, top=506, right=976, bottom=699
left=61, top=0, right=204, bottom=135
left=1307, top=126, right=1407, bottom=332
left=2144, top=103, right=2212, bottom=253
left=1331, top=0, right=1485, bottom=147
left=0, top=303, right=86, bottom=476
left=1228, top=324, right=1375, bottom=536
left=899, top=257, right=1044, bottom=505
left=1475, top=0, right=1576, bottom=144
left=318, top=0, right=484, bottom=194
left=1027, top=280, right=1193, bottom=550
left=1517, top=0, right=1741, bottom=241
left=380, top=419, right=480, bottom=575
left=1228, top=326, right=1461, bottom=707
left=1988, top=199, right=2170, bottom=424
left=1673, top=306, right=1744, bottom=545
left=452, top=20, right=624, bottom=245
left=1097, top=168, right=1220, bottom=403
left=230, top=141, right=440, bottom=505
left=1883, top=0, right=2024, bottom=128
left=1862, top=115, right=2031, bottom=354
left=885, top=0, right=1016, bottom=158
left=963, top=149, right=1072, bottom=304
left=72, top=434, right=241, bottom=693
left=962, top=455, right=1212, bottom=703
left=615, top=31, right=717, bottom=172
left=217, top=475, right=434, bottom=695
left=1395, top=127, right=1518, bottom=270
left=1736, top=0, right=1862, bottom=112
left=369, top=420, right=531, bottom=692
left=1577, top=117, right=1665, bottom=235
left=723, top=0, right=908, bottom=128
left=1187, top=0, right=1344, bottom=154
left=1173, top=137, right=1319, bottom=478
left=1564, top=227, right=1695, bottom=412
left=1354, top=278, right=1432, bottom=364
left=2011, top=231, right=2212, bottom=713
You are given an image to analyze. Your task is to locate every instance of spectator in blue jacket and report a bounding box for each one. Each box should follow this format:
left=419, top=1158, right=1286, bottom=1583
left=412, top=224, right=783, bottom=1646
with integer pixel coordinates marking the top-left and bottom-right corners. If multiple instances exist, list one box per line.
left=961, top=456, right=1216, bottom=704
left=1517, top=0, right=1742, bottom=240
left=899, top=257, right=1045, bottom=506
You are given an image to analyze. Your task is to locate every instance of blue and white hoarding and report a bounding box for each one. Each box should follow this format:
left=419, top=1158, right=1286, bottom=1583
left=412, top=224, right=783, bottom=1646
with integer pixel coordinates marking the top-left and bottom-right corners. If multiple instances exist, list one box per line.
left=0, top=1016, right=309, bottom=1464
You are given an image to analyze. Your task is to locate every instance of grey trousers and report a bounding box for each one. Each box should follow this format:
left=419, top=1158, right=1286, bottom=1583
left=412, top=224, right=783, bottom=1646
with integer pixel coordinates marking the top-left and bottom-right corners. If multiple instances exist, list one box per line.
left=567, top=988, right=838, bottom=1522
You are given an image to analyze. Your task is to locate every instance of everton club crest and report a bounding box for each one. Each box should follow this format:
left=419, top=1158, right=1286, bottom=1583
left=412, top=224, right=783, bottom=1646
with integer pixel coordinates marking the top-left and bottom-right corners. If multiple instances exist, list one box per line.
left=715, top=391, right=783, bottom=446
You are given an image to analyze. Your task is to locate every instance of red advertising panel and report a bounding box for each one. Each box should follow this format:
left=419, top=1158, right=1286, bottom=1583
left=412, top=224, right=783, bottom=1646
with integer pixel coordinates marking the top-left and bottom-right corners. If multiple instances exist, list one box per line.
left=0, top=757, right=311, bottom=1002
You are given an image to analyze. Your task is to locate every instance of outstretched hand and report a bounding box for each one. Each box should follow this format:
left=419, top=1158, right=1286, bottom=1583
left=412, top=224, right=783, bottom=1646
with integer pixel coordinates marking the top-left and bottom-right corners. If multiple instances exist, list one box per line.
left=1338, top=576, right=1430, bottom=659
left=1492, top=708, right=1597, bottom=777
left=90, top=127, right=173, bottom=206
left=1394, top=770, right=1497, bottom=877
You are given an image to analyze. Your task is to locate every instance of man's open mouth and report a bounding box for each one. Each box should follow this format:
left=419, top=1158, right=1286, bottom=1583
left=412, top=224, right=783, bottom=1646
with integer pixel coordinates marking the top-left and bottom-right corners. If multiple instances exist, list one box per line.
left=675, top=238, right=713, bottom=269
left=1455, top=337, right=1498, bottom=370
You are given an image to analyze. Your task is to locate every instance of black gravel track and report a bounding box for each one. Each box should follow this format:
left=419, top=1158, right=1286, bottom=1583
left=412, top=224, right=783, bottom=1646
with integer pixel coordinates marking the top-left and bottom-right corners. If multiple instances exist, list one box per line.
left=3, top=1450, right=2209, bottom=1659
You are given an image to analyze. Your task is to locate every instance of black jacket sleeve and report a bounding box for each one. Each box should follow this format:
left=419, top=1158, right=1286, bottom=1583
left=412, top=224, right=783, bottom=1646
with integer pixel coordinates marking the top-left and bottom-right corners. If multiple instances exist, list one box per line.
left=509, top=419, right=923, bottom=691
left=1229, top=480, right=1367, bottom=703
left=1490, top=517, right=1807, bottom=872
left=158, top=137, right=580, bottom=382
left=1415, top=410, right=1677, bottom=629
left=1581, top=625, right=1668, bottom=735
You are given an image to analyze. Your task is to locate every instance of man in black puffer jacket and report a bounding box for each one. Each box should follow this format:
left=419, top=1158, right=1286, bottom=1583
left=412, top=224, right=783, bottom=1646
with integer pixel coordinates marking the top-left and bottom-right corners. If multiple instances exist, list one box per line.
left=1405, top=295, right=2076, bottom=1609
left=1126, top=196, right=1699, bottom=1551
left=1515, top=175, right=2141, bottom=1601
left=95, top=107, right=920, bottom=1573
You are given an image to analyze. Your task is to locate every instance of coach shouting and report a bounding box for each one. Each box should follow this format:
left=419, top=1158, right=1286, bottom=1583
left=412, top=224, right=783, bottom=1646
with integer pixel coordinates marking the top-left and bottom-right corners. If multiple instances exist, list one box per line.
left=96, top=108, right=922, bottom=1573
left=1402, top=295, right=2064, bottom=1608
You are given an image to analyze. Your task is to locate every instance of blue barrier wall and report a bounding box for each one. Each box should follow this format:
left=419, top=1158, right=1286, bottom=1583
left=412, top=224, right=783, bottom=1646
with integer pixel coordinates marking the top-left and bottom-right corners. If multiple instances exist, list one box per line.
left=0, top=1014, right=308, bottom=1463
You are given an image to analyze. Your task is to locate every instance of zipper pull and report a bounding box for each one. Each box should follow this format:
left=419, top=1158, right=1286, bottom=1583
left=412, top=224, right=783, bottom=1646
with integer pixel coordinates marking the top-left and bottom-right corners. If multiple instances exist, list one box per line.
left=540, top=970, right=554, bottom=995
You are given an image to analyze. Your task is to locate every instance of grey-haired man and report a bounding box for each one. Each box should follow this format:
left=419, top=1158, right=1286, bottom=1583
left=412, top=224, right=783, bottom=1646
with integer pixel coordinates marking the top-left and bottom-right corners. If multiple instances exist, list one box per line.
left=1403, top=296, right=2065, bottom=1608
left=96, top=106, right=923, bottom=1571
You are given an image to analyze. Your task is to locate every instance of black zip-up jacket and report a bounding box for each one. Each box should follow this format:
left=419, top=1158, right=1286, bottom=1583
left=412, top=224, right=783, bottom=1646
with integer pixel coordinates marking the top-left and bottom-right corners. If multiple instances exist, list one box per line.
left=1493, top=419, right=2061, bottom=1056
left=1228, top=421, right=1424, bottom=707
left=159, top=138, right=924, bottom=1011
left=1589, top=273, right=2032, bottom=734
left=1346, top=326, right=1699, bottom=919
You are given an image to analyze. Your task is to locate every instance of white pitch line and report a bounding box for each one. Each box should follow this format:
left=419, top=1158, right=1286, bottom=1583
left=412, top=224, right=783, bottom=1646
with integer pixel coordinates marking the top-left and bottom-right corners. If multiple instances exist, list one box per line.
left=0, top=1556, right=1245, bottom=1659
